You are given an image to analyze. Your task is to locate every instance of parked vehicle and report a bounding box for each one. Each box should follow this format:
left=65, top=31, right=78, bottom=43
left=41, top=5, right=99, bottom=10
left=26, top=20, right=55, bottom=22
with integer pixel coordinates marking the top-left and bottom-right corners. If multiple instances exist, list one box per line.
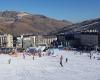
left=26, top=47, right=37, bottom=54
left=0, top=48, right=13, bottom=54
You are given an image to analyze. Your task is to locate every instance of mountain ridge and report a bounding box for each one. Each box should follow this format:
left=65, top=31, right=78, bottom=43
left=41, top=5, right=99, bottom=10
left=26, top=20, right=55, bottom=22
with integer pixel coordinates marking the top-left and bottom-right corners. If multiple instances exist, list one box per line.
left=56, top=18, right=100, bottom=35
left=0, top=11, right=72, bottom=35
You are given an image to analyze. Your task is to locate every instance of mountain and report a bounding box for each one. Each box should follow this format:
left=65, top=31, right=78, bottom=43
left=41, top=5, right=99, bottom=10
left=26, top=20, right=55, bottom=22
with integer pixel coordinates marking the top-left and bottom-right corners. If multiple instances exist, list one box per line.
left=57, top=18, right=100, bottom=35
left=0, top=11, right=72, bottom=36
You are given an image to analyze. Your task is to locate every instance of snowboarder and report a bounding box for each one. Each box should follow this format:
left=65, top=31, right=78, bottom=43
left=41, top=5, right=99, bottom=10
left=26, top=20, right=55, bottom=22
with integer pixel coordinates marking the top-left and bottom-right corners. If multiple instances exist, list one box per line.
left=60, top=55, right=63, bottom=67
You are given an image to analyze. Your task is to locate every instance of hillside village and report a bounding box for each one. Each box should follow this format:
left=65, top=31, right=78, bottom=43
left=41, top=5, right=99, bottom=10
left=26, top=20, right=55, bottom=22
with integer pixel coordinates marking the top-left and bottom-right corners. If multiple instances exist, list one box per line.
left=0, top=14, right=100, bottom=53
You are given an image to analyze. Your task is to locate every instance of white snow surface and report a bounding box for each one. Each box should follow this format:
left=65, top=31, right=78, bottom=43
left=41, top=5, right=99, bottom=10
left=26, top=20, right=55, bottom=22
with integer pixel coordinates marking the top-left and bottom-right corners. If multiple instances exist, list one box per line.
left=0, top=50, right=100, bottom=80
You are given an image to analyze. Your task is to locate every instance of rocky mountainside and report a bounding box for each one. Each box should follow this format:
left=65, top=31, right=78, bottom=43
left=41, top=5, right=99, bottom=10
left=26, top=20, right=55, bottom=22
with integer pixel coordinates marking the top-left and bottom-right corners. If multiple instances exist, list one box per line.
left=57, top=18, right=100, bottom=34
left=0, top=11, right=72, bottom=35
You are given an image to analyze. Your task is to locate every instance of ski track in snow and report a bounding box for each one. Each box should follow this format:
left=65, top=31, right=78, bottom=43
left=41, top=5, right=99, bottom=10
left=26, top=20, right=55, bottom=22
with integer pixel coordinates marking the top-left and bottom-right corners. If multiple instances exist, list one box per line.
left=0, top=50, right=100, bottom=80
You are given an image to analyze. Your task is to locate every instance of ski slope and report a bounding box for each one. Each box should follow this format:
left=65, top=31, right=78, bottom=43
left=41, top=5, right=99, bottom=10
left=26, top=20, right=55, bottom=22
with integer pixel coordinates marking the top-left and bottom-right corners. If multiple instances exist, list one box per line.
left=0, top=50, right=100, bottom=80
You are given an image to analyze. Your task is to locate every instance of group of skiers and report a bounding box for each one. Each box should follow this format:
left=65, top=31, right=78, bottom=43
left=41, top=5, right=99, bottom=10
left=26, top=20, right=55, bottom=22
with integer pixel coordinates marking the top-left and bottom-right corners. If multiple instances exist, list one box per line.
left=8, top=49, right=68, bottom=67
left=22, top=50, right=42, bottom=60
left=8, top=52, right=42, bottom=64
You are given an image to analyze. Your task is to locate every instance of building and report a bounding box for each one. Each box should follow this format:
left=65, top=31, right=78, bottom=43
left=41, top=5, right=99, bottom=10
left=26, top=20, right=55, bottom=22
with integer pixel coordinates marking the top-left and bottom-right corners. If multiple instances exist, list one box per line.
left=57, top=32, right=79, bottom=47
left=39, top=35, right=57, bottom=47
left=17, top=34, right=57, bottom=49
left=57, top=29, right=100, bottom=49
left=79, top=30, right=100, bottom=47
left=17, top=34, right=35, bottom=49
left=0, top=34, right=13, bottom=48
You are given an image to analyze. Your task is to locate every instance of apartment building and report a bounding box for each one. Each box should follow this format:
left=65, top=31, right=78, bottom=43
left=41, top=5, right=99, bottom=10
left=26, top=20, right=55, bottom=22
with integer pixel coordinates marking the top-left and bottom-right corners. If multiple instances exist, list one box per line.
left=17, top=34, right=57, bottom=49
left=57, top=29, right=100, bottom=48
left=79, top=30, right=99, bottom=47
left=0, top=34, right=13, bottom=48
left=35, top=35, right=57, bottom=47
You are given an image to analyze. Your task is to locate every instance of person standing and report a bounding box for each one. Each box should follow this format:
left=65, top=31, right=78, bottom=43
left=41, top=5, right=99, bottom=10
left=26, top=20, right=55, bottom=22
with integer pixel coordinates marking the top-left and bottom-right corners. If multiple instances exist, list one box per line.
left=32, top=54, right=34, bottom=60
left=23, top=50, right=26, bottom=59
left=38, top=49, right=41, bottom=57
left=66, top=57, right=68, bottom=63
left=8, top=58, right=11, bottom=64
left=60, top=55, right=63, bottom=67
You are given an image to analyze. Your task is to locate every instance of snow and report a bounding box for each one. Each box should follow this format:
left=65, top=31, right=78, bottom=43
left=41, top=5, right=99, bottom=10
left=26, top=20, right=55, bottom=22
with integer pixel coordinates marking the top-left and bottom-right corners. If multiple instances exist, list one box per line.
left=17, top=13, right=29, bottom=17
left=0, top=50, right=100, bottom=80
left=36, top=46, right=46, bottom=51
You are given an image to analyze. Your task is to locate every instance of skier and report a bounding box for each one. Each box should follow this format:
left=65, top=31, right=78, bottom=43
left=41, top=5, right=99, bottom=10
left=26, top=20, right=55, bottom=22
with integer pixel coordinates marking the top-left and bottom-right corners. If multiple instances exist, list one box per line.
left=8, top=58, right=11, bottom=64
left=23, top=50, right=26, bottom=59
left=60, top=55, right=63, bottom=67
left=48, top=50, right=51, bottom=56
left=89, top=52, right=92, bottom=59
left=66, top=57, right=68, bottom=63
left=38, top=49, right=41, bottom=57
left=32, top=54, right=34, bottom=60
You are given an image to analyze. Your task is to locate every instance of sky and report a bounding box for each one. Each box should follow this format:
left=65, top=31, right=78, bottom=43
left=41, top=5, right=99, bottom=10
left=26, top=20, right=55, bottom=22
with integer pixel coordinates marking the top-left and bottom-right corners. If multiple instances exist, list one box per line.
left=0, top=0, right=100, bottom=23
